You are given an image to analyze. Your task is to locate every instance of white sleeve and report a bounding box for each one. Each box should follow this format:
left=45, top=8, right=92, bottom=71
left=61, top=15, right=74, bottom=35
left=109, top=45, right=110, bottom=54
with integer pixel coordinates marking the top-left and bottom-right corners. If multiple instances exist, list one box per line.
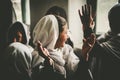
left=65, top=45, right=80, bottom=73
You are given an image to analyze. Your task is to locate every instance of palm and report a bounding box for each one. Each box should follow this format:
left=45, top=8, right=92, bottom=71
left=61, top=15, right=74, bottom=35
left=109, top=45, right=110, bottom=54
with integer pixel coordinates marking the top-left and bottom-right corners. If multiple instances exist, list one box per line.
left=37, top=41, right=50, bottom=59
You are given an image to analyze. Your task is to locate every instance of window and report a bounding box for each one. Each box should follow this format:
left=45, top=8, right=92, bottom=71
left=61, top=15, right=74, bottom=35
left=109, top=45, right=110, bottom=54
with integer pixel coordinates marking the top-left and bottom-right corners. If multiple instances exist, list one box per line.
left=11, top=0, right=30, bottom=25
left=96, top=0, right=118, bottom=34
left=11, top=0, right=22, bottom=22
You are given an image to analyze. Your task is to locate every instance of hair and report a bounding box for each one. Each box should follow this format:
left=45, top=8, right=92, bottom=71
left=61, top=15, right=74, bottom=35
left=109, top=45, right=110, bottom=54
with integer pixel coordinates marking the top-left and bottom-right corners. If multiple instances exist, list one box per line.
left=45, top=6, right=67, bottom=20
left=7, top=21, right=27, bottom=45
left=108, top=3, right=120, bottom=34
left=55, top=15, right=67, bottom=34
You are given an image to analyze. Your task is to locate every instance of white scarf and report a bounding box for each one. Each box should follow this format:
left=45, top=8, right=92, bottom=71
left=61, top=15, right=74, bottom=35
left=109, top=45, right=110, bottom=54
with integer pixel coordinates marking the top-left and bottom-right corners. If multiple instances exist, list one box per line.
left=33, top=15, right=59, bottom=50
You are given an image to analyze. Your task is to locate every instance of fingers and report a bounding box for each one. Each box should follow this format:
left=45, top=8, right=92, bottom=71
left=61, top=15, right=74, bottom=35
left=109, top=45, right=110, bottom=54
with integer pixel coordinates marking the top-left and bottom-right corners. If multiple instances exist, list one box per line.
left=43, top=48, right=50, bottom=55
left=88, top=5, right=90, bottom=17
left=85, top=4, right=91, bottom=16
left=89, top=5, right=92, bottom=17
left=83, top=38, right=86, bottom=43
left=83, top=33, right=96, bottom=47
left=78, top=9, right=81, bottom=18
left=90, top=33, right=96, bottom=44
left=78, top=9, right=83, bottom=22
left=37, top=40, right=44, bottom=53
left=37, top=40, right=49, bottom=54
left=79, top=4, right=92, bottom=16
left=87, top=33, right=96, bottom=46
left=37, top=40, right=42, bottom=47
left=79, top=5, right=88, bottom=17
left=83, top=38, right=92, bottom=48
left=82, top=5, right=85, bottom=16
left=82, top=5, right=88, bottom=16
left=85, top=4, right=88, bottom=15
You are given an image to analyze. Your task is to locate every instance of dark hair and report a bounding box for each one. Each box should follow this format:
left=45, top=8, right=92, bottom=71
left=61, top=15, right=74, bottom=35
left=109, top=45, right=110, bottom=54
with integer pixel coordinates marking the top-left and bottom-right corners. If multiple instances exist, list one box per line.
left=45, top=6, right=67, bottom=20
left=55, top=15, right=67, bottom=33
left=7, top=21, right=27, bottom=45
left=108, top=3, right=120, bottom=34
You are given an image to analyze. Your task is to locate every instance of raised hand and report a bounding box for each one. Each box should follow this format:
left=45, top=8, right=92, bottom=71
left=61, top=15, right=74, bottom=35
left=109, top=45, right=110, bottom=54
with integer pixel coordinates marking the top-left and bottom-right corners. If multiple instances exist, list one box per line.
left=78, top=4, right=93, bottom=30
left=79, top=4, right=95, bottom=39
left=79, top=4, right=96, bottom=61
left=37, top=41, right=53, bottom=65
left=82, top=33, right=96, bottom=61
left=37, top=41, right=50, bottom=59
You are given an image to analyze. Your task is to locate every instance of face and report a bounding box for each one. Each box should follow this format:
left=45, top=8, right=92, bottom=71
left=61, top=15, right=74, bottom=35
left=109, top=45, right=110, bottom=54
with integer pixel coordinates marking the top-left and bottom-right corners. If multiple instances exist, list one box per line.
left=55, top=24, right=68, bottom=48
left=14, top=30, right=29, bottom=44
left=14, top=31, right=23, bottom=43
left=18, top=26, right=31, bottom=44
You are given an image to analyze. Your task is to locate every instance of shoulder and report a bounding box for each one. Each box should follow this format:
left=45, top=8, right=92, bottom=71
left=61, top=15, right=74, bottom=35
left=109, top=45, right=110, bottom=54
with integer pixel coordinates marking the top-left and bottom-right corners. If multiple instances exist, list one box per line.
left=9, top=42, right=30, bottom=51
left=64, top=44, right=73, bottom=50
left=7, top=42, right=32, bottom=59
left=62, top=44, right=74, bottom=55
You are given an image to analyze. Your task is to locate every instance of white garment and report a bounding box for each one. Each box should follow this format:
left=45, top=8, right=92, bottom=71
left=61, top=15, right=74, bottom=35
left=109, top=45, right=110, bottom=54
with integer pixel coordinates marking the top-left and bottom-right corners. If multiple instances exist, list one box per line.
left=62, top=44, right=79, bottom=74
left=33, top=15, right=59, bottom=50
left=6, top=42, right=32, bottom=78
left=21, top=22, right=31, bottom=45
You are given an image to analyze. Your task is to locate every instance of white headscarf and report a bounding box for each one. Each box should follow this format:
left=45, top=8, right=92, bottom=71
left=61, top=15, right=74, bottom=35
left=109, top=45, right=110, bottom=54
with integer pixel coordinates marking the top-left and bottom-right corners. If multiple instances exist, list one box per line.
left=33, top=15, right=59, bottom=50
left=22, top=22, right=31, bottom=45
left=7, top=21, right=31, bottom=45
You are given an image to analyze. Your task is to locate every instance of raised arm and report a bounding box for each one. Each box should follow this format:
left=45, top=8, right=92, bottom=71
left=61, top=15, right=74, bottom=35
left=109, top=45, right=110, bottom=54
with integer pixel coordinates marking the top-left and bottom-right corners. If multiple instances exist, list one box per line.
left=78, top=4, right=94, bottom=38
left=37, top=41, right=53, bottom=65
left=78, top=4, right=96, bottom=61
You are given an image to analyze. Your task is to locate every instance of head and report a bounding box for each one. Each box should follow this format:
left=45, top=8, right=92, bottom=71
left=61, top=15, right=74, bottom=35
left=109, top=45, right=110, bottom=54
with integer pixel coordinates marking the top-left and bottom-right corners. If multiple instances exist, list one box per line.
left=7, top=21, right=30, bottom=45
left=108, top=3, right=120, bottom=34
left=45, top=6, right=67, bottom=20
left=45, top=6, right=74, bottom=48
left=55, top=15, right=68, bottom=48
left=33, top=15, right=68, bottom=50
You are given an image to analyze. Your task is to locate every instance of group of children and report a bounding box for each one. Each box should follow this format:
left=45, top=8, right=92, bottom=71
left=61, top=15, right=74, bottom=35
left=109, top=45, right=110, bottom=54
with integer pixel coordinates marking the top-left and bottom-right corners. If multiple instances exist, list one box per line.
left=3, top=3, right=120, bottom=80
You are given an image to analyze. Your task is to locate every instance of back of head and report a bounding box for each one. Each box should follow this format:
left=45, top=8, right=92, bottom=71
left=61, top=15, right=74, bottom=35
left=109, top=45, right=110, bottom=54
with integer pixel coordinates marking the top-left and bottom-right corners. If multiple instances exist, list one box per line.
left=45, top=6, right=67, bottom=20
left=108, top=3, right=120, bottom=34
left=55, top=15, right=67, bottom=33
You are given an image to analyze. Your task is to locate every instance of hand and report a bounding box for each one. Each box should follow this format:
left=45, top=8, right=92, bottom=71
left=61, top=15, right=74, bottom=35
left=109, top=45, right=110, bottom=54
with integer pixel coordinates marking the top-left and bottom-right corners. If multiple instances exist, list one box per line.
left=82, top=33, right=96, bottom=61
left=37, top=41, right=54, bottom=65
left=78, top=4, right=94, bottom=30
left=37, top=41, right=50, bottom=60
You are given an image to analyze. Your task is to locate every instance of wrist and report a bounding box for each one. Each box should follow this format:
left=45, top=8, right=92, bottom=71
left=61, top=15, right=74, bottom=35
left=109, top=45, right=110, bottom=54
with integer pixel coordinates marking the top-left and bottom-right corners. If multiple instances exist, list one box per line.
left=84, top=27, right=93, bottom=38
left=44, top=56, right=53, bottom=66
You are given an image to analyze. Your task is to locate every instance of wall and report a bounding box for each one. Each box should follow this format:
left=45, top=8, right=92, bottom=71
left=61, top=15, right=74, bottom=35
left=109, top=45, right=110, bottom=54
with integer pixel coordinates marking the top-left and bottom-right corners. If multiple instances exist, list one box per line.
left=68, top=0, right=86, bottom=48
left=30, top=0, right=68, bottom=32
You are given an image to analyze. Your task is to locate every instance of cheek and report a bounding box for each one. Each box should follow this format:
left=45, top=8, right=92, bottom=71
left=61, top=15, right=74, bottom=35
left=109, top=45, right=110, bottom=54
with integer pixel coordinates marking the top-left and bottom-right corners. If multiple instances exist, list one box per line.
left=60, top=34, right=68, bottom=42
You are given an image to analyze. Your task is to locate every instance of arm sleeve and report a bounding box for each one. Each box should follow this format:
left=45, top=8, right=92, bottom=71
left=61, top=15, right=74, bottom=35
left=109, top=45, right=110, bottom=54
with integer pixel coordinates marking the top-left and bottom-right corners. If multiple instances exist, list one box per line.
left=65, top=45, right=80, bottom=73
